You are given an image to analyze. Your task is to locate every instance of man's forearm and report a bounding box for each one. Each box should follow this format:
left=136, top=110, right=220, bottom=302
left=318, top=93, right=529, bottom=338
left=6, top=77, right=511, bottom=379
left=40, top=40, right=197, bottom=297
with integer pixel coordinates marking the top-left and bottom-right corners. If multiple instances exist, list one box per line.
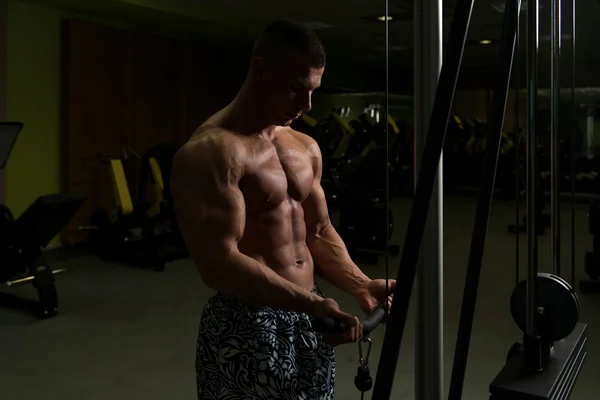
left=202, top=251, right=323, bottom=315
left=308, top=224, right=371, bottom=296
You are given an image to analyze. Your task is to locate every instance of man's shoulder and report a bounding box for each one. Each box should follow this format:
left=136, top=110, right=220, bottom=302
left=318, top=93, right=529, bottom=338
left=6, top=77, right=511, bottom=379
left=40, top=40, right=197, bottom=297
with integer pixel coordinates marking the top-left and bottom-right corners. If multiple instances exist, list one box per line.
left=286, top=127, right=321, bottom=158
left=190, top=123, right=247, bottom=151
left=177, top=126, right=246, bottom=170
left=287, top=126, right=316, bottom=145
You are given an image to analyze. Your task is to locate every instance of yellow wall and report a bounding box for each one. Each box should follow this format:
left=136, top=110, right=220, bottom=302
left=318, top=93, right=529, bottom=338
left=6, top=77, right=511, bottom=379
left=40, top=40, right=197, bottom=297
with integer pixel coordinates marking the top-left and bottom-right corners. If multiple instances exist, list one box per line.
left=6, top=0, right=63, bottom=217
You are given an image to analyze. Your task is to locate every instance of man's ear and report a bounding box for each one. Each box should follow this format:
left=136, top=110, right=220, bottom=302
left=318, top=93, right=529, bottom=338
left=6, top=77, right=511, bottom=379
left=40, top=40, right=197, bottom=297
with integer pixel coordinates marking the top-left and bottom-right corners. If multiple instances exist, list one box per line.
left=250, top=57, right=266, bottom=78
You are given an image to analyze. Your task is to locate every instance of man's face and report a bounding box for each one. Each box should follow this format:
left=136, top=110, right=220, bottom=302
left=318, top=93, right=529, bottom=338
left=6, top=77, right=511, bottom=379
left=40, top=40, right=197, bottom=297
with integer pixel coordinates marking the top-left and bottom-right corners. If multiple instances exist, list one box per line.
left=257, top=51, right=324, bottom=126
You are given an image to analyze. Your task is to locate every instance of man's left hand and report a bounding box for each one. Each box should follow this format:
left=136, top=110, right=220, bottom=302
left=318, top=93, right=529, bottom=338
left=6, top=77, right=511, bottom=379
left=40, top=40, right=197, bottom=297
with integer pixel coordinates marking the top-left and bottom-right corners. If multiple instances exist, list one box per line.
left=355, top=279, right=396, bottom=317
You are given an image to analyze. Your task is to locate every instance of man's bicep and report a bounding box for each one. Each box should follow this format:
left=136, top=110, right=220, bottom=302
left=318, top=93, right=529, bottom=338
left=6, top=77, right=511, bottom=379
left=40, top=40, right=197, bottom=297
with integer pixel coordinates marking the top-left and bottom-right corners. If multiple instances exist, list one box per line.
left=303, top=180, right=331, bottom=237
left=307, top=141, right=324, bottom=181
left=171, top=148, right=245, bottom=261
left=302, top=139, right=331, bottom=235
left=200, top=186, right=246, bottom=246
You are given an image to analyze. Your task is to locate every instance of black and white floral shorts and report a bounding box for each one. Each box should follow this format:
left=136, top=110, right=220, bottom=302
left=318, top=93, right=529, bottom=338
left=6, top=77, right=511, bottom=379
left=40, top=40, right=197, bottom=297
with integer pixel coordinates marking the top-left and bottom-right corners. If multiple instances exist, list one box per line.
left=196, top=286, right=335, bottom=400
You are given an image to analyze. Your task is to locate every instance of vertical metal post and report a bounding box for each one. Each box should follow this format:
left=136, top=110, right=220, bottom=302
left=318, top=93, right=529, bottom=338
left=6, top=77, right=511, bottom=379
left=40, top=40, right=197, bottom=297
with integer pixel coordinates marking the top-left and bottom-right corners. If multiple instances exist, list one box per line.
left=551, top=0, right=562, bottom=277
left=515, top=10, right=521, bottom=288
left=570, top=0, right=576, bottom=288
left=526, top=0, right=540, bottom=343
left=372, top=0, right=474, bottom=393
left=414, top=0, right=443, bottom=399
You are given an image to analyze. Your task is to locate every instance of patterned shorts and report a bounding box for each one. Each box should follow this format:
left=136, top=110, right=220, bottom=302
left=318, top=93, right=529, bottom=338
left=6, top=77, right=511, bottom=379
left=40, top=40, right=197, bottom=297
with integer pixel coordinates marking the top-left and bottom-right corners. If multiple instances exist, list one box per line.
left=196, top=287, right=335, bottom=400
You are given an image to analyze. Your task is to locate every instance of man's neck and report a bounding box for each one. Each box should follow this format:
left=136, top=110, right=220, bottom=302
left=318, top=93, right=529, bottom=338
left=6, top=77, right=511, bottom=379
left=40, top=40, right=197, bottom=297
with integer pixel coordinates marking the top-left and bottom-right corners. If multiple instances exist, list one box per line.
left=224, top=83, right=278, bottom=138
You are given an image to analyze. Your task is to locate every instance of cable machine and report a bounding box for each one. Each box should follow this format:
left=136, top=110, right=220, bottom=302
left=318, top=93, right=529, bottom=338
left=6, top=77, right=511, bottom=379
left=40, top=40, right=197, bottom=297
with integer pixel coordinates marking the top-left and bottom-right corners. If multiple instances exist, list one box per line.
left=311, top=0, right=587, bottom=399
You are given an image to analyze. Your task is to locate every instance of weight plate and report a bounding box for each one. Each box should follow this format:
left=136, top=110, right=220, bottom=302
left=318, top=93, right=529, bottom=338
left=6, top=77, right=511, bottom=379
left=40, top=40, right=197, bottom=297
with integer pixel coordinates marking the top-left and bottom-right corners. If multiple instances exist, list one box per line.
left=510, top=273, right=580, bottom=342
left=553, top=274, right=581, bottom=314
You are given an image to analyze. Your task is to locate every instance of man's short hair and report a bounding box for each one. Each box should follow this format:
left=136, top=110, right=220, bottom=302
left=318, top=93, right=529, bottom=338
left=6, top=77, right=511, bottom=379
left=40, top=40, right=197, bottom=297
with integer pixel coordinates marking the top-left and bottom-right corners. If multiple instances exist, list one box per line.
left=252, top=19, right=326, bottom=68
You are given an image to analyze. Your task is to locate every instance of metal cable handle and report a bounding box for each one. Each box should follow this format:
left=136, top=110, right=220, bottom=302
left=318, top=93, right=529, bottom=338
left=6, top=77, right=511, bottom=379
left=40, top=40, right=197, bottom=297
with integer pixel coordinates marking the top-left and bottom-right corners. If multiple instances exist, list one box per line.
left=311, top=306, right=386, bottom=336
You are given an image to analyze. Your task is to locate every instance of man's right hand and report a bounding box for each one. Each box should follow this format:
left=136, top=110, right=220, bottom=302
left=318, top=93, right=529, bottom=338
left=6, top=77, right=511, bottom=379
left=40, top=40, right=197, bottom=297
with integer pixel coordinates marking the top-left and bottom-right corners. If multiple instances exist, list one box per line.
left=313, top=298, right=363, bottom=347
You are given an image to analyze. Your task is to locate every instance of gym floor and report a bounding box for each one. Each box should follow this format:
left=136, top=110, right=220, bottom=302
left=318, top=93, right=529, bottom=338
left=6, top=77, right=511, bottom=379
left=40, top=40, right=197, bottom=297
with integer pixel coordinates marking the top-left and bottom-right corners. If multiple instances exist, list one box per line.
left=0, top=195, right=598, bottom=400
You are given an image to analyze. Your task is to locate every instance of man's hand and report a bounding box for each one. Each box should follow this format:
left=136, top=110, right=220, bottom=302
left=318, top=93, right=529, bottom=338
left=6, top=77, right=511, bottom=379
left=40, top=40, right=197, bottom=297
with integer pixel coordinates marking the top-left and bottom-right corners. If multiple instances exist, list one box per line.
left=313, top=298, right=363, bottom=347
left=355, top=279, right=397, bottom=319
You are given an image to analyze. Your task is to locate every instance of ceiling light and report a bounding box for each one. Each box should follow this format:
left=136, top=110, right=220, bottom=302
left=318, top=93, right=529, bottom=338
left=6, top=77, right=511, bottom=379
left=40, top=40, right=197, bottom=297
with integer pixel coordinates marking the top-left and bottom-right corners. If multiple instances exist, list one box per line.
left=479, top=39, right=492, bottom=45
left=363, top=14, right=408, bottom=23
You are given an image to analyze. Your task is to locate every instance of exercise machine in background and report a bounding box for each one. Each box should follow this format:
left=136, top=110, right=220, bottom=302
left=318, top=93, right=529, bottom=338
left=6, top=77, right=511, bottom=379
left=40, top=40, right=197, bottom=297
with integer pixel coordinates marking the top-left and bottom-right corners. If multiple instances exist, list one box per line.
left=488, top=0, right=586, bottom=398
left=82, top=145, right=187, bottom=272
left=0, top=122, right=85, bottom=318
left=134, top=142, right=185, bottom=252
left=136, top=143, right=175, bottom=218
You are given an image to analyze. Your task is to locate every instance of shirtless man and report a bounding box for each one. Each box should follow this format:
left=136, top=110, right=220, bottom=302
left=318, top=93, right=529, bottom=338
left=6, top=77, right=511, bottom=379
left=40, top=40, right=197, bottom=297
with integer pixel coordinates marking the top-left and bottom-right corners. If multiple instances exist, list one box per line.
left=171, top=20, right=396, bottom=400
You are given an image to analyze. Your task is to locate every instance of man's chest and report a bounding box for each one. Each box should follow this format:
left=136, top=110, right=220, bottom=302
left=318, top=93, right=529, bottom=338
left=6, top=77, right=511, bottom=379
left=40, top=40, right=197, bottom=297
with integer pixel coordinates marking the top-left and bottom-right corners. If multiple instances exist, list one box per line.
left=239, top=138, right=315, bottom=211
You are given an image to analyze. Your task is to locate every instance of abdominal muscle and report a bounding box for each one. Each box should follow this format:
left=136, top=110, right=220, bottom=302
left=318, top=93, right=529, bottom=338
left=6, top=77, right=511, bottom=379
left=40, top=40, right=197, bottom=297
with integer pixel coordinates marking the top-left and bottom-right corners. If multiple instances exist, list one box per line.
left=237, top=198, right=316, bottom=292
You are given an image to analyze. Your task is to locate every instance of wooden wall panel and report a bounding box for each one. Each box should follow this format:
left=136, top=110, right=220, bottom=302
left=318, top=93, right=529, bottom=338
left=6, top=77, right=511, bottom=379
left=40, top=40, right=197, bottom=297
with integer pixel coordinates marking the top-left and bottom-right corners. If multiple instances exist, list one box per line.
left=61, top=19, right=132, bottom=244
left=61, top=20, right=247, bottom=244
left=180, top=42, right=245, bottom=139
left=131, top=32, right=183, bottom=152
left=181, top=42, right=218, bottom=138
left=129, top=32, right=184, bottom=201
